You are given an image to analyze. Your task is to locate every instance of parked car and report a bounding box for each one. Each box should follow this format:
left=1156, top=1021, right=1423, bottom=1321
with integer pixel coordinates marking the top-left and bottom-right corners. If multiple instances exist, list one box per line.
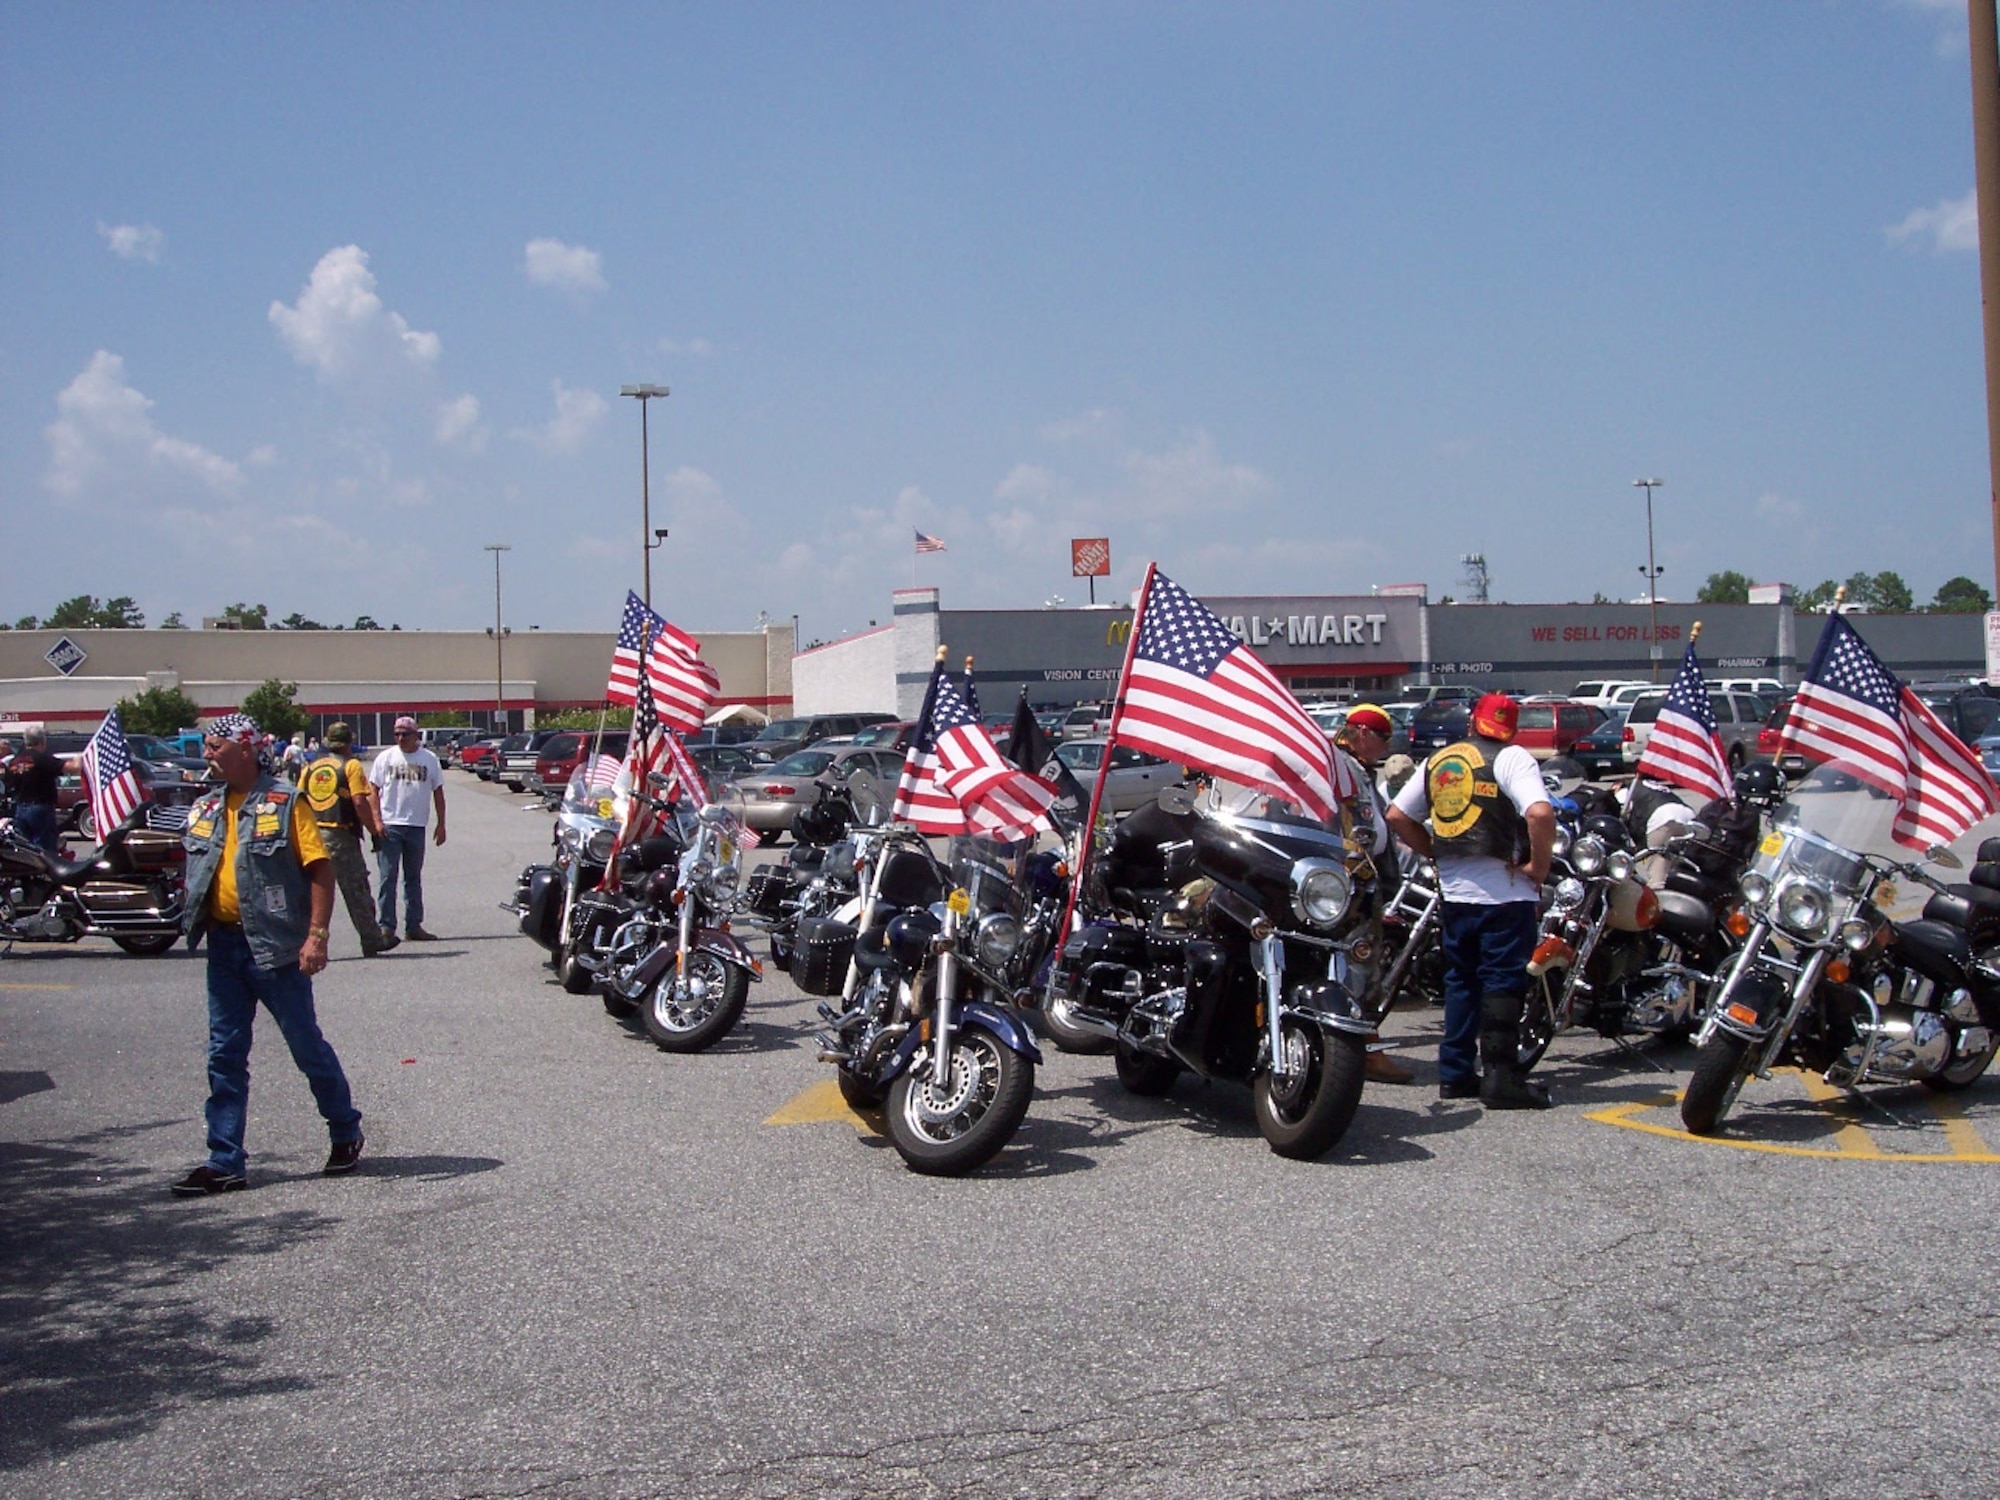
left=681, top=724, right=762, bottom=749
left=745, top=713, right=898, bottom=765
left=1042, top=739, right=1177, bottom=815
left=1057, top=703, right=1110, bottom=742
left=1907, top=681, right=2000, bottom=746
left=1407, top=700, right=1471, bottom=757
left=57, top=757, right=208, bottom=840
left=533, top=731, right=630, bottom=797
left=1716, top=677, right=1787, bottom=701
left=458, top=737, right=504, bottom=775
left=731, top=744, right=905, bottom=837
left=1512, top=699, right=1604, bottom=761
left=1621, top=689, right=1772, bottom=770
left=1566, top=679, right=1653, bottom=712
left=687, top=744, right=759, bottom=793
left=1569, top=706, right=1633, bottom=781
left=497, top=730, right=564, bottom=791
left=1389, top=685, right=1479, bottom=708
left=848, top=719, right=917, bottom=752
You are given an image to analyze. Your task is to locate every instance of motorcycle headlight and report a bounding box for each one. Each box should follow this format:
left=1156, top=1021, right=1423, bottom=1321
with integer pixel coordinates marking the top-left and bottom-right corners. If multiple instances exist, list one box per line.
left=1551, top=825, right=1572, bottom=859
left=701, top=863, right=742, bottom=902
left=1606, top=850, right=1633, bottom=884
left=1839, top=917, right=1874, bottom=951
left=1739, top=871, right=1771, bottom=907
left=685, top=857, right=715, bottom=886
left=585, top=829, right=618, bottom=864
left=1552, top=876, right=1587, bottom=913
left=558, top=825, right=583, bottom=855
left=972, top=912, right=1022, bottom=969
left=1290, top=859, right=1352, bottom=928
left=1777, top=880, right=1830, bottom=939
left=1571, top=835, right=1607, bottom=876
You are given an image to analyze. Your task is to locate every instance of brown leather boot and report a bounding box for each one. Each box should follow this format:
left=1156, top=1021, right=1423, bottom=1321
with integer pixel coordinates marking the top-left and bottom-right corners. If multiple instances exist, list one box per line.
left=1364, top=1036, right=1416, bottom=1084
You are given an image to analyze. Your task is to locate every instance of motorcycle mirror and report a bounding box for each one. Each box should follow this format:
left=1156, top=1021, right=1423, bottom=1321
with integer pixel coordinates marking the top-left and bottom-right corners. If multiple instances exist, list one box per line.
left=646, top=770, right=671, bottom=789
left=697, top=803, right=730, bottom=826
left=1927, top=844, right=1965, bottom=870
left=1684, top=821, right=1711, bottom=842
left=1156, top=785, right=1195, bottom=816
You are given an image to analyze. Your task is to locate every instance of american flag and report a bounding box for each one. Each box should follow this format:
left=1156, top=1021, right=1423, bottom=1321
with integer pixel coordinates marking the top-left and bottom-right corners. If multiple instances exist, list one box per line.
left=1112, top=567, right=1355, bottom=823
left=81, top=707, right=144, bottom=837
left=1634, top=642, right=1733, bottom=803
left=893, top=659, right=1057, bottom=839
left=914, top=529, right=947, bottom=554
left=1779, top=613, right=1999, bottom=849
left=581, top=753, right=626, bottom=791
left=605, top=590, right=657, bottom=706
left=645, top=627, right=719, bottom=734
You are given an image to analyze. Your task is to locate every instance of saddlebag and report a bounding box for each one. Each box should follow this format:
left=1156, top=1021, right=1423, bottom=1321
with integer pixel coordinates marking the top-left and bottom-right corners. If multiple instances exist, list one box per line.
left=742, top=868, right=789, bottom=918
left=518, top=866, right=564, bottom=950
left=793, top=916, right=858, bottom=996
left=122, top=829, right=187, bottom=873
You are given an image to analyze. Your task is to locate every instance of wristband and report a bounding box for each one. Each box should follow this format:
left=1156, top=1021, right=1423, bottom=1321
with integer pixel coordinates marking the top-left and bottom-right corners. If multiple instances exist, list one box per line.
left=308, top=926, right=330, bottom=941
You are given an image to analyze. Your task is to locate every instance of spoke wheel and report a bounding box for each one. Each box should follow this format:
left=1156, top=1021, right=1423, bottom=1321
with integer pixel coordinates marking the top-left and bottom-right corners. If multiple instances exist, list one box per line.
left=642, top=948, right=750, bottom=1053
left=113, top=933, right=177, bottom=956
left=1925, top=1027, right=1999, bottom=1091
left=1252, top=1020, right=1367, bottom=1161
left=884, top=1024, right=1033, bottom=1176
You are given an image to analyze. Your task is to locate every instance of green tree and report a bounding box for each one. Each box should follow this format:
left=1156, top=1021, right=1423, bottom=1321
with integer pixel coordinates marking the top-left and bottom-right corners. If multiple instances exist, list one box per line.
left=241, top=678, right=306, bottom=740
left=118, top=684, right=205, bottom=736
left=1931, top=576, right=1993, bottom=614
left=218, top=602, right=269, bottom=630
left=1796, top=579, right=1839, bottom=612
left=160, top=611, right=188, bottom=629
left=278, top=611, right=327, bottom=631
left=352, top=615, right=382, bottom=631
left=45, top=594, right=144, bottom=628
left=10, top=615, right=38, bottom=630
left=536, top=708, right=634, bottom=730
left=1869, top=571, right=1913, bottom=613
left=1697, top=570, right=1753, bottom=605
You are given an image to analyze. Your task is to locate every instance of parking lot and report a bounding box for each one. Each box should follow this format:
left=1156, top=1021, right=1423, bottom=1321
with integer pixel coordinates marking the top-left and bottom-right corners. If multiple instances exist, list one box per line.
left=6, top=771, right=2000, bottom=1498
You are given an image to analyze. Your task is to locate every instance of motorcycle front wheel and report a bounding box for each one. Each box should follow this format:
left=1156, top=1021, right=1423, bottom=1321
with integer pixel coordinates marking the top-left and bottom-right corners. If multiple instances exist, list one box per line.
left=1252, top=1020, right=1367, bottom=1161
left=1681, top=1031, right=1754, bottom=1134
left=884, top=1023, right=1033, bottom=1176
left=556, top=939, right=596, bottom=995
left=1113, top=1042, right=1181, bottom=1096
left=641, top=949, right=750, bottom=1053
left=113, top=933, right=177, bottom=956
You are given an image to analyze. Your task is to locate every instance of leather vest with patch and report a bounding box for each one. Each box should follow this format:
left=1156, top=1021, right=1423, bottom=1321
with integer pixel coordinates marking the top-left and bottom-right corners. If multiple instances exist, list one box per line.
left=182, top=775, right=314, bottom=969
left=1424, top=736, right=1530, bottom=864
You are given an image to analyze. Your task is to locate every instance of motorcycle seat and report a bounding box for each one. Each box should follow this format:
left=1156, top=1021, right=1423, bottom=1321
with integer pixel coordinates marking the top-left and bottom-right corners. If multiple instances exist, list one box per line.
left=1653, top=891, right=1715, bottom=942
left=1898, top=918, right=1971, bottom=984
left=48, top=850, right=103, bottom=882
left=853, top=926, right=900, bottom=973
left=1967, top=863, right=2000, bottom=894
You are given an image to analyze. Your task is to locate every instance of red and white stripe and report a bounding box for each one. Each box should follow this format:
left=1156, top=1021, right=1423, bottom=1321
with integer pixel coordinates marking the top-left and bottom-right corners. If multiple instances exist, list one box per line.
left=1634, top=710, right=1733, bottom=804
left=645, top=632, right=719, bottom=734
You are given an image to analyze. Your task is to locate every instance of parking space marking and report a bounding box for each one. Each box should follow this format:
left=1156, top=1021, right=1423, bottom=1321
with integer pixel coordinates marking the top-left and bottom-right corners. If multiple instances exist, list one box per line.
left=1586, top=1084, right=2000, bottom=1163
left=0, top=982, right=74, bottom=990
left=764, top=1078, right=871, bottom=1129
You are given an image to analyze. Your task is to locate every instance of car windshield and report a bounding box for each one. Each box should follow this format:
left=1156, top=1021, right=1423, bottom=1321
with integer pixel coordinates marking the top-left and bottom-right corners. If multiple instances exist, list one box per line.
left=770, top=750, right=835, bottom=777
left=754, top=718, right=811, bottom=743
left=1055, top=742, right=1104, bottom=770
left=540, top=734, right=579, bottom=759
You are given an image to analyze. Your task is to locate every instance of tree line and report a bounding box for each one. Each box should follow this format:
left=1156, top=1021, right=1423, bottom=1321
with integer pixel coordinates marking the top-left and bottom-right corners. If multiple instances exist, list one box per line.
left=2, top=596, right=395, bottom=631
left=1695, top=571, right=1993, bottom=614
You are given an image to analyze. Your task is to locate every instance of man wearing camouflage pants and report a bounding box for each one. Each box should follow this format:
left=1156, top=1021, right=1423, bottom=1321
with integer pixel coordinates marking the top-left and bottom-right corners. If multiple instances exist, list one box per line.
left=299, top=722, right=398, bottom=956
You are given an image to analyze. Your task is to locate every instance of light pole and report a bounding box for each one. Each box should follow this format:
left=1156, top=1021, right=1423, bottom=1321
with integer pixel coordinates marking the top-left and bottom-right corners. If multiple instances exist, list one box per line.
left=1633, top=477, right=1665, bottom=681
left=485, top=543, right=510, bottom=732
left=619, top=384, right=669, bottom=607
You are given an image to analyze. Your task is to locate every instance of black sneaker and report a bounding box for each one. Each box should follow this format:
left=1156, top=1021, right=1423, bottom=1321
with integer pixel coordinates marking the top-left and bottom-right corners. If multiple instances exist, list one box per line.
left=324, top=1134, right=365, bottom=1175
left=365, top=933, right=400, bottom=956
left=171, top=1165, right=247, bottom=1196
left=405, top=926, right=438, bottom=942
left=1438, top=1077, right=1483, bottom=1100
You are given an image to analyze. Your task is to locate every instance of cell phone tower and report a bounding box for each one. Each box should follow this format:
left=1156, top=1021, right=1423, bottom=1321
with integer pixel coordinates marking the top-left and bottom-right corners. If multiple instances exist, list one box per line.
left=1460, top=553, right=1490, bottom=604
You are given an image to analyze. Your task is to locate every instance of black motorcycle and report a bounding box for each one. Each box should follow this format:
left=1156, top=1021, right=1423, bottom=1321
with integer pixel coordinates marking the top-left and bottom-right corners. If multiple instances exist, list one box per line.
left=508, top=768, right=630, bottom=996
left=1042, top=786, right=1380, bottom=1160
left=0, top=807, right=187, bottom=956
left=742, top=773, right=874, bottom=974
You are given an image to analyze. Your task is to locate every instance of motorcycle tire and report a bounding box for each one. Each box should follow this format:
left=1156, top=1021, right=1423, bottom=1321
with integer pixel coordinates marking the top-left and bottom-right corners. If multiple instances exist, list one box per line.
left=884, top=1023, right=1033, bottom=1176
left=1518, top=985, right=1559, bottom=1072
left=1039, top=991, right=1114, bottom=1055
left=1924, top=1029, right=1999, bottom=1092
left=78, top=804, right=98, bottom=842
left=641, top=949, right=750, bottom=1053
left=1113, top=1042, right=1181, bottom=1096
left=1681, top=1032, right=1754, bottom=1135
left=113, top=933, right=177, bottom=956
left=1252, top=1020, right=1367, bottom=1161
left=557, top=941, right=596, bottom=995
left=837, top=1067, right=885, bottom=1113
left=602, top=990, right=639, bottom=1019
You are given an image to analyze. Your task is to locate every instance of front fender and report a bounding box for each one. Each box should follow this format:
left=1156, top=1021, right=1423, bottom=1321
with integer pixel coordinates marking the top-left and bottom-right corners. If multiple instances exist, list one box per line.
left=1283, top=978, right=1376, bottom=1038
left=1706, top=967, right=1789, bottom=1043
left=691, top=926, right=763, bottom=981
left=875, top=997, right=1045, bottom=1085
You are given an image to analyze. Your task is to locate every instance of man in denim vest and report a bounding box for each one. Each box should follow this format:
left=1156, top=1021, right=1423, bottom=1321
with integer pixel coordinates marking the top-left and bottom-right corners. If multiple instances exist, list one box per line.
left=171, top=713, right=363, bottom=1195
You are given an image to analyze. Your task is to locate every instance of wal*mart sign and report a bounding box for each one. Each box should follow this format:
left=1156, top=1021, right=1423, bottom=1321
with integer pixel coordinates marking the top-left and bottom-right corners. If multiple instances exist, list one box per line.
left=1071, top=538, right=1110, bottom=578
left=44, top=636, right=87, bottom=676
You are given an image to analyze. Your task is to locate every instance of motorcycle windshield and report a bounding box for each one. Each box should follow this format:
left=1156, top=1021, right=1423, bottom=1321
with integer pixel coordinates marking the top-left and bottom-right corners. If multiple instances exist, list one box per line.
left=561, top=769, right=622, bottom=829
left=946, top=834, right=1029, bottom=918
left=1755, top=763, right=1907, bottom=895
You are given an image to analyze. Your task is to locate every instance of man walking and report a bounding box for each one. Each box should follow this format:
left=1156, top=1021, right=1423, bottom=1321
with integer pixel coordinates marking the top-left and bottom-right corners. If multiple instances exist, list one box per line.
left=300, top=722, right=397, bottom=956
left=369, top=716, right=446, bottom=941
left=6, top=726, right=74, bottom=854
left=172, top=713, right=362, bottom=1195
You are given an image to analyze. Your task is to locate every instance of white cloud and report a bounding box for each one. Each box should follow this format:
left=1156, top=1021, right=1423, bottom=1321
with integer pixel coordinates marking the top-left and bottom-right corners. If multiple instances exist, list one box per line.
left=435, top=393, right=487, bottom=451
left=1040, top=409, right=1117, bottom=445
left=513, top=381, right=608, bottom=453
left=524, top=238, right=606, bottom=295
left=1122, top=429, right=1272, bottom=516
left=1887, top=189, right=1978, bottom=252
left=98, top=221, right=163, bottom=262
left=658, top=336, right=714, bottom=357
left=269, top=245, right=442, bottom=380
left=44, top=350, right=243, bottom=498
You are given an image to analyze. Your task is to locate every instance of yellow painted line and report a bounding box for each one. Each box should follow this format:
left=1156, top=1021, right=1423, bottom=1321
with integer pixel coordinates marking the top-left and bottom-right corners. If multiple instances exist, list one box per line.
left=764, top=1078, right=874, bottom=1130
left=1791, top=1068, right=1885, bottom=1158
left=0, top=983, right=75, bottom=990
left=1585, top=1094, right=2000, bottom=1163
left=1929, top=1091, right=1994, bottom=1159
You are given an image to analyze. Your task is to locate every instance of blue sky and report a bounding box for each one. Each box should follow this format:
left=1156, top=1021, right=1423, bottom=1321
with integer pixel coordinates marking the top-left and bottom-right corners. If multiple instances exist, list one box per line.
left=0, top=2, right=1986, bottom=642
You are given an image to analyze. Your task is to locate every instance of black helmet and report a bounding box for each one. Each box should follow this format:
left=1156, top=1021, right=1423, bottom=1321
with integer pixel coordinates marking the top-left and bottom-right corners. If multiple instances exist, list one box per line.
left=1734, top=761, right=1786, bottom=808
left=792, top=796, right=846, bottom=847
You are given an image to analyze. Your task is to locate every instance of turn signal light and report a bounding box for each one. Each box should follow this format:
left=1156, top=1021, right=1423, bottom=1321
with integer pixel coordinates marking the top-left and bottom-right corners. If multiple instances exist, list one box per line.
left=1826, top=958, right=1851, bottom=983
left=1725, top=908, right=1751, bottom=938
left=1725, top=1002, right=1760, bottom=1027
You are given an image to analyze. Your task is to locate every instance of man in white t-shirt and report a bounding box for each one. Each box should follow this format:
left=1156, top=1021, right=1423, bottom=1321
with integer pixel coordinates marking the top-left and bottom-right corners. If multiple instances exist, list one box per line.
left=368, top=716, right=447, bottom=941
left=1385, top=693, right=1556, bottom=1110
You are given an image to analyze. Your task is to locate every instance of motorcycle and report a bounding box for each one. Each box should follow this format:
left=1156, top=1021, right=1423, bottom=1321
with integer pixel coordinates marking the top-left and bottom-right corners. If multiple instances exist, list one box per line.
left=508, top=768, right=637, bottom=997
left=795, top=822, right=1048, bottom=1176
left=741, top=771, right=877, bottom=974
left=1681, top=763, right=2000, bottom=1135
left=0, top=808, right=188, bottom=955
left=1041, top=785, right=1380, bottom=1161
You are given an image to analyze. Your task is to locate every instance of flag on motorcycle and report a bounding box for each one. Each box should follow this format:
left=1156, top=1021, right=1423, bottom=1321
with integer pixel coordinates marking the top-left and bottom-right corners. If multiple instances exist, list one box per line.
left=893, top=656, right=1057, bottom=839
left=644, top=624, right=719, bottom=734
left=1779, top=612, right=1999, bottom=848
left=582, top=753, right=625, bottom=792
left=81, top=706, right=144, bottom=836
left=1110, top=566, right=1355, bottom=823
left=1008, top=686, right=1087, bottom=825
left=1633, top=641, right=1734, bottom=803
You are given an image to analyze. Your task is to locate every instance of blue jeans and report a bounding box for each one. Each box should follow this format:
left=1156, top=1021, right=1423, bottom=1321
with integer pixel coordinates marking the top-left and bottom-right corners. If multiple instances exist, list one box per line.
left=1438, top=900, right=1540, bottom=1087
left=13, top=800, right=58, bottom=854
left=204, top=924, right=360, bottom=1175
left=375, top=824, right=428, bottom=933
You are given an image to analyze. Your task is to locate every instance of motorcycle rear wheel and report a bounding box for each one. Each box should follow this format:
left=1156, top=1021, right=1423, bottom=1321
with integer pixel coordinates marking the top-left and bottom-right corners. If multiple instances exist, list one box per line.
left=1923, top=1030, right=1999, bottom=1091
left=884, top=1023, right=1032, bottom=1176
left=1681, top=1032, right=1754, bottom=1134
left=113, top=933, right=177, bottom=956
left=1040, top=991, right=1114, bottom=1055
left=1113, top=1042, right=1181, bottom=1096
left=1252, top=1021, right=1367, bottom=1161
left=641, top=949, right=750, bottom=1053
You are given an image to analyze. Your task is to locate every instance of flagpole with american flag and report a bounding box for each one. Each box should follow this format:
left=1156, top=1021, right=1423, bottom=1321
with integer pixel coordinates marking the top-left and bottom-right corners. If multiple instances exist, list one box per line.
left=1632, top=623, right=1734, bottom=804
left=913, top=528, right=945, bottom=586
left=81, top=706, right=145, bottom=839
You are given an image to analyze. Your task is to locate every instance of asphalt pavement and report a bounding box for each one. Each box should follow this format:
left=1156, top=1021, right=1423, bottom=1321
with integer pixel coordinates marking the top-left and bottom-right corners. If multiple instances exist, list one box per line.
left=5, top=772, right=2000, bottom=1499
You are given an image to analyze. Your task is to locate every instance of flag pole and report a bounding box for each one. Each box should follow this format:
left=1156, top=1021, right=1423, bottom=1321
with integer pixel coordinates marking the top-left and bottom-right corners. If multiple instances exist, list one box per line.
left=1058, top=562, right=1156, bottom=941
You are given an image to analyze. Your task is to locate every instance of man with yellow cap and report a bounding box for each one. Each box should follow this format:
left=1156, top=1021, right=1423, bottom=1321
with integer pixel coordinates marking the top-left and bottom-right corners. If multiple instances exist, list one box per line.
left=1384, top=692, right=1556, bottom=1109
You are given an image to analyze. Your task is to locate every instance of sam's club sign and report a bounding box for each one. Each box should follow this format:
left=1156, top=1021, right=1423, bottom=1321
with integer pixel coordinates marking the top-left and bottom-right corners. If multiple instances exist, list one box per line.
left=44, top=636, right=87, bottom=676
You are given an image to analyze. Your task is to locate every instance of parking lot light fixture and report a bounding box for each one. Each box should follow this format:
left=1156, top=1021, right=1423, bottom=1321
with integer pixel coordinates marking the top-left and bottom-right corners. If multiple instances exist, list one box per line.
left=485, top=543, right=510, bottom=732
left=1634, top=478, right=1665, bottom=681
left=620, top=384, right=670, bottom=607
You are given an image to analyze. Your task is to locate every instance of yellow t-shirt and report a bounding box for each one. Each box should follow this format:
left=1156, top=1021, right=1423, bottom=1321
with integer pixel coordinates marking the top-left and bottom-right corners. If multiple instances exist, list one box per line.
left=207, top=789, right=329, bottom=926
left=301, top=755, right=372, bottom=827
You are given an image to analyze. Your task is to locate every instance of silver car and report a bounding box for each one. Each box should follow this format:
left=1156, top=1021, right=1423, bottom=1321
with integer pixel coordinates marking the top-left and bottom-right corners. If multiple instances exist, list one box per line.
left=730, top=745, right=904, bottom=840
left=1043, top=739, right=1177, bottom=814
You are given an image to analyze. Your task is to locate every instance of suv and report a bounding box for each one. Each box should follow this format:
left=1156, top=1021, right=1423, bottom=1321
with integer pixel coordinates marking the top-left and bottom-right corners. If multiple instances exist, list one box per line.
left=497, top=730, right=563, bottom=791
left=1390, top=685, right=1479, bottom=708
left=1906, top=681, right=2000, bottom=746
left=1622, top=690, right=1772, bottom=770
left=533, top=731, right=630, bottom=797
left=745, top=713, right=897, bottom=765
left=1058, top=703, right=1110, bottom=742
left=1568, top=679, right=1652, bottom=711
left=1513, top=700, right=1604, bottom=761
left=1407, top=700, right=1471, bottom=756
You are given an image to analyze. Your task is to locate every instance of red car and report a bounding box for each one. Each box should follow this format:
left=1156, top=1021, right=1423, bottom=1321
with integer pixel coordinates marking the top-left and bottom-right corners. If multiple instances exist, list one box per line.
left=456, top=738, right=503, bottom=773
left=1511, top=699, right=1604, bottom=761
left=533, top=731, right=630, bottom=797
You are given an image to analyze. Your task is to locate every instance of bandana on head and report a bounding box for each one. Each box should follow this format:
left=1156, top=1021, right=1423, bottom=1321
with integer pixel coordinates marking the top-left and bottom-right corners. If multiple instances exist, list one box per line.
left=207, top=713, right=275, bottom=770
